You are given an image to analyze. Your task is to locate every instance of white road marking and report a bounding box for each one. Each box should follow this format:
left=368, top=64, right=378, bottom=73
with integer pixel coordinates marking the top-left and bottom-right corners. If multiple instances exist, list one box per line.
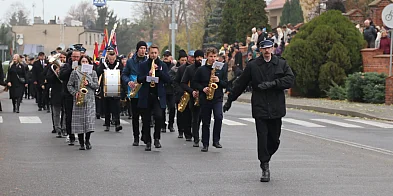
left=283, top=118, right=325, bottom=128
left=100, top=118, right=130, bottom=125
left=222, top=119, right=246, bottom=126
left=239, top=118, right=255, bottom=123
left=0, top=116, right=3, bottom=123
left=283, top=128, right=393, bottom=156
left=119, top=119, right=130, bottom=125
left=19, top=116, right=42, bottom=124
left=311, top=119, right=363, bottom=128
left=345, top=119, right=393, bottom=128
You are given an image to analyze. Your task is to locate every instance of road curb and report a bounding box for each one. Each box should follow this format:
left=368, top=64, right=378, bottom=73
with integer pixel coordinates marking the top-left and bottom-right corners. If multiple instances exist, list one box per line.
left=224, top=97, right=393, bottom=122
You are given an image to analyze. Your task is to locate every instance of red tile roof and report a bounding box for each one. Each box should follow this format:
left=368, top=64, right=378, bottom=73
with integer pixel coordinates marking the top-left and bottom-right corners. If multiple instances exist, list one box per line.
left=266, top=0, right=286, bottom=10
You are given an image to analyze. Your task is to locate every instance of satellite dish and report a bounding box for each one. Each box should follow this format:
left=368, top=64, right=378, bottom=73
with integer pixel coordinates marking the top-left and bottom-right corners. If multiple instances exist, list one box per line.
left=17, top=39, right=24, bottom=45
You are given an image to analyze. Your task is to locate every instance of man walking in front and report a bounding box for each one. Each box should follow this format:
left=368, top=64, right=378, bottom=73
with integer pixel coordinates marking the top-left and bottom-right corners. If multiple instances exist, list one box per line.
left=223, top=40, right=295, bottom=182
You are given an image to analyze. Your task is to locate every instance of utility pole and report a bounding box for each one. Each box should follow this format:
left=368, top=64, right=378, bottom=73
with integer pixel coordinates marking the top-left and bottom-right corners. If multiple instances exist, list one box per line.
left=42, top=0, right=45, bottom=23
left=183, top=0, right=190, bottom=52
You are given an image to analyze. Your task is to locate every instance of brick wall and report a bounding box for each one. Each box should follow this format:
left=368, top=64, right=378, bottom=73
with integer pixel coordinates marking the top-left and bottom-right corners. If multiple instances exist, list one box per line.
left=385, top=77, right=393, bottom=104
left=361, top=48, right=391, bottom=75
left=370, top=0, right=392, bottom=27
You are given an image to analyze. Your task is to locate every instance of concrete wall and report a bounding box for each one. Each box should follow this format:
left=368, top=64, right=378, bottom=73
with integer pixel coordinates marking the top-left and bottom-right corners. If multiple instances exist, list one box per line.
left=12, top=24, right=102, bottom=56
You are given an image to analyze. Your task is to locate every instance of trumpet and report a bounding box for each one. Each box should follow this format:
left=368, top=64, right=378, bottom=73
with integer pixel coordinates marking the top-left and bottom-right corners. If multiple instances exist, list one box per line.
left=49, top=54, right=62, bottom=83
left=150, top=59, right=155, bottom=88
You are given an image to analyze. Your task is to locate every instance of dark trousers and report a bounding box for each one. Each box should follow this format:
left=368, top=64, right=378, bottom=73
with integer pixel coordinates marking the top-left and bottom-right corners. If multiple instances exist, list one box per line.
left=103, top=97, right=120, bottom=126
left=78, top=132, right=91, bottom=145
left=141, top=94, right=163, bottom=143
left=43, top=87, right=50, bottom=109
left=36, top=84, right=43, bottom=108
left=95, top=97, right=102, bottom=116
left=255, top=118, right=282, bottom=163
left=131, top=98, right=142, bottom=139
left=162, top=94, right=175, bottom=128
left=64, top=97, right=75, bottom=141
left=177, top=104, right=192, bottom=138
left=201, top=101, right=223, bottom=146
left=189, top=99, right=201, bottom=142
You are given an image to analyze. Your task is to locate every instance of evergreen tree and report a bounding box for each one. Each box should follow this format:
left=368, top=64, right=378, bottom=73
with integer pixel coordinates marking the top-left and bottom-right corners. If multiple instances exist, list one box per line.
left=9, top=13, right=17, bottom=26
left=290, top=0, right=304, bottom=24
left=280, top=0, right=291, bottom=25
left=0, top=24, right=12, bottom=60
left=94, top=6, right=118, bottom=31
left=219, top=0, right=236, bottom=44
left=280, top=0, right=304, bottom=26
left=283, top=10, right=365, bottom=97
left=203, top=0, right=225, bottom=49
left=219, top=0, right=269, bottom=44
left=17, top=10, right=28, bottom=25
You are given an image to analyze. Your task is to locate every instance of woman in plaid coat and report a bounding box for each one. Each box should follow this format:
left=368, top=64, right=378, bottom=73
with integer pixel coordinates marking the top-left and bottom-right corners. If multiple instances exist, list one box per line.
left=67, top=56, right=99, bottom=150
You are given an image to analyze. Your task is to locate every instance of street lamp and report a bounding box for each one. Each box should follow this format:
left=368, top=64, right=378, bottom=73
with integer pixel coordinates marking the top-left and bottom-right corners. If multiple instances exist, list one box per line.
left=94, top=0, right=177, bottom=56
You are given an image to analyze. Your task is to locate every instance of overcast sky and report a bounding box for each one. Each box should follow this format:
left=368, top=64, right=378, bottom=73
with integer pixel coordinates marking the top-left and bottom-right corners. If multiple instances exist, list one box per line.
left=0, top=0, right=141, bottom=23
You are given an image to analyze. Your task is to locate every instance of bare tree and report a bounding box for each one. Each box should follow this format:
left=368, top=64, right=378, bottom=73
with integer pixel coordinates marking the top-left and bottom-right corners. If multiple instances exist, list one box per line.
left=64, top=1, right=97, bottom=28
left=2, top=1, right=30, bottom=25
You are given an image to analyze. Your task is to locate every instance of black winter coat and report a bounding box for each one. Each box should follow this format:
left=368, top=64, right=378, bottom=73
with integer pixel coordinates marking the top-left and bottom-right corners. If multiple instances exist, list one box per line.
left=6, top=63, right=27, bottom=99
left=59, top=63, right=73, bottom=99
left=46, top=65, right=63, bottom=106
left=228, top=55, right=295, bottom=119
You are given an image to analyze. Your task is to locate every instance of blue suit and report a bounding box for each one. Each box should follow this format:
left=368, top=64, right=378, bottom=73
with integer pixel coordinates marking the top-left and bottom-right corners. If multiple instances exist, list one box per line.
left=137, top=58, right=170, bottom=109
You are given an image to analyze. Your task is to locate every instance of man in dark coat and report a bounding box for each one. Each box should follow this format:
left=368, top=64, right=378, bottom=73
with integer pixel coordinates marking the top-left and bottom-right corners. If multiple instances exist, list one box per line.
left=0, top=61, right=5, bottom=111
left=223, top=40, right=295, bottom=182
left=32, top=52, right=47, bottom=111
left=137, top=44, right=170, bottom=151
left=161, top=50, right=176, bottom=133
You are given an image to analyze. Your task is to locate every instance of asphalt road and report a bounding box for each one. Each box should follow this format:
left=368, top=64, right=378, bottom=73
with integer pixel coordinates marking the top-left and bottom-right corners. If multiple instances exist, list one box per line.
left=0, top=96, right=393, bottom=196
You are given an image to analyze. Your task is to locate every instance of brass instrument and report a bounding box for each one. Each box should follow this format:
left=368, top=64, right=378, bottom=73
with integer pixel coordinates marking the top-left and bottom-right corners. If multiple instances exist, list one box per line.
left=49, top=54, right=62, bottom=83
left=129, top=82, right=142, bottom=98
left=194, top=95, right=199, bottom=106
left=178, top=91, right=190, bottom=112
left=150, top=59, right=156, bottom=88
left=76, top=73, right=89, bottom=106
left=206, top=68, right=218, bottom=100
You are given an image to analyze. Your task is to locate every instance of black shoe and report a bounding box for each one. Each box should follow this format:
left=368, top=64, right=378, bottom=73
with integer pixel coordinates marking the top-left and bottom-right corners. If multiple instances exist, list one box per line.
left=51, top=130, right=56, bottom=133
left=193, top=141, right=199, bottom=147
left=178, top=132, right=183, bottom=138
left=213, top=142, right=222, bottom=148
left=68, top=140, right=75, bottom=146
left=186, top=138, right=192, bottom=142
left=103, top=124, right=109, bottom=126
left=132, top=138, right=139, bottom=146
left=79, top=145, right=86, bottom=150
left=85, top=141, right=92, bottom=150
left=201, top=145, right=208, bottom=152
left=115, top=125, right=122, bottom=132
left=169, top=126, right=175, bottom=132
left=260, top=162, right=270, bottom=182
left=56, top=133, right=62, bottom=138
left=145, top=143, right=152, bottom=151
left=154, top=139, right=161, bottom=148
left=161, top=128, right=166, bottom=133
left=38, top=108, right=42, bottom=111
left=104, top=126, right=110, bottom=132
left=96, top=114, right=100, bottom=119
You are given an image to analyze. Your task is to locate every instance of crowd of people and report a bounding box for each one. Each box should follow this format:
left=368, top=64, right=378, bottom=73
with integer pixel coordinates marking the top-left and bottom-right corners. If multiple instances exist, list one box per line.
left=0, top=37, right=294, bottom=182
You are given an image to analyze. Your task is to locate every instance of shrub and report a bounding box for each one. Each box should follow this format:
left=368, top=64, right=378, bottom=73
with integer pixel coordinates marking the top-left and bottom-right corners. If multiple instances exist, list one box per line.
left=345, top=72, right=387, bottom=103
left=283, top=10, right=366, bottom=97
left=326, top=80, right=346, bottom=100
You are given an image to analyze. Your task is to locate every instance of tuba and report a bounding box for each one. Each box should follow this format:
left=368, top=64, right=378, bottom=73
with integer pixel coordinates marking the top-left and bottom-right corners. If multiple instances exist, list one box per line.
left=150, top=59, right=155, bottom=88
left=76, top=73, right=88, bottom=106
left=206, top=68, right=218, bottom=100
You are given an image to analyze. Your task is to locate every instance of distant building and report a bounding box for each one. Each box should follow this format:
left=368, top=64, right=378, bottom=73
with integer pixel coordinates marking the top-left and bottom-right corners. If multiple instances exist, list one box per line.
left=12, top=22, right=103, bottom=57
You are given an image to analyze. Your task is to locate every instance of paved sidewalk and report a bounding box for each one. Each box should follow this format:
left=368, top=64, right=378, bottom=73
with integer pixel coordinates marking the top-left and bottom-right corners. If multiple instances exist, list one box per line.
left=225, top=92, right=393, bottom=121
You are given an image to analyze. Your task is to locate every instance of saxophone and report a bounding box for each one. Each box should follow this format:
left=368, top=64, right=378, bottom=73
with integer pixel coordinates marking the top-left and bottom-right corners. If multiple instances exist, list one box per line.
left=178, top=82, right=191, bottom=112
left=76, top=73, right=89, bottom=106
left=129, top=82, right=142, bottom=98
left=150, top=59, right=155, bottom=88
left=206, top=68, right=218, bottom=100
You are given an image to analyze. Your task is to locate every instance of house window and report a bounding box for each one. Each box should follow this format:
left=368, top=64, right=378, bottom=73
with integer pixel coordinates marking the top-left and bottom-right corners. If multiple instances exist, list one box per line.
left=85, top=34, right=87, bottom=45
left=89, top=34, right=92, bottom=45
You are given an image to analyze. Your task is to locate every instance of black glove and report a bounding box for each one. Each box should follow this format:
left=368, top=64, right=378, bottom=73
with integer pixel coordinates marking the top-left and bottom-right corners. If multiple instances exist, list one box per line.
left=258, top=81, right=276, bottom=90
left=223, top=101, right=232, bottom=113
